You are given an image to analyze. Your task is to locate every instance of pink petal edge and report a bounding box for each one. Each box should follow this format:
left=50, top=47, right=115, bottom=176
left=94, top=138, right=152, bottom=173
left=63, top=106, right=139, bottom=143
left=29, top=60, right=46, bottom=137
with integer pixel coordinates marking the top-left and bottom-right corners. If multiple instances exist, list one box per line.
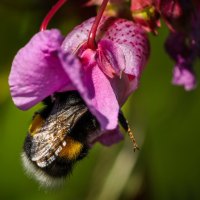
left=9, top=29, right=73, bottom=110
left=59, top=51, right=119, bottom=130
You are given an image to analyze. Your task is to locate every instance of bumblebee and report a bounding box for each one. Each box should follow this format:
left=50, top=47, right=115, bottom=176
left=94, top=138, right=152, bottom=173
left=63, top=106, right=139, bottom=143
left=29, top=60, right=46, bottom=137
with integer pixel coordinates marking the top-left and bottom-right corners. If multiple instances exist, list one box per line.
left=22, top=91, right=138, bottom=187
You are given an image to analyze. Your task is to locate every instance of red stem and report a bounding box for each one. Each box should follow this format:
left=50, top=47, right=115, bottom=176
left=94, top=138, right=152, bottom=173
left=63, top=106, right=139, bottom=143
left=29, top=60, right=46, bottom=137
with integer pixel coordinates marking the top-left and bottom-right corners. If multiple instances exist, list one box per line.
left=87, top=0, right=109, bottom=50
left=40, top=0, right=67, bottom=31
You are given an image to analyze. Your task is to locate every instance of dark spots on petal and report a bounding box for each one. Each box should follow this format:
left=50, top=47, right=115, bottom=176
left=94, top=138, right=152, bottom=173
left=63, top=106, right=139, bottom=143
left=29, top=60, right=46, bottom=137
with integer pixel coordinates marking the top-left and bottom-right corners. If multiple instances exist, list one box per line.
left=97, top=17, right=149, bottom=69
left=128, top=75, right=135, bottom=81
left=130, top=42, right=135, bottom=47
left=116, top=39, right=120, bottom=43
left=68, top=58, right=75, bottom=66
left=136, top=54, right=142, bottom=59
left=61, top=53, right=75, bottom=66
left=62, top=52, right=70, bottom=60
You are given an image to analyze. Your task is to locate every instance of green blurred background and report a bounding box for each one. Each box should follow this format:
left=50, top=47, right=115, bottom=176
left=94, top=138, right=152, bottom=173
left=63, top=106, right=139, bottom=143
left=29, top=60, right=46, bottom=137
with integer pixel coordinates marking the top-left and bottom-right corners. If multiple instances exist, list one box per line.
left=1, top=1, right=200, bottom=199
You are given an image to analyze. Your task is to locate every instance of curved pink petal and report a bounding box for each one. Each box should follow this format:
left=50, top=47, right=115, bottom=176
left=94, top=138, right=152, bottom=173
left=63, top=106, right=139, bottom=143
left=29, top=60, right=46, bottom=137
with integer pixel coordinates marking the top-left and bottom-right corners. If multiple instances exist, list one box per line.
left=62, top=17, right=149, bottom=76
left=172, top=64, right=196, bottom=91
left=97, top=40, right=124, bottom=77
left=98, top=18, right=149, bottom=77
left=61, top=18, right=94, bottom=54
left=62, top=17, right=149, bottom=106
left=88, top=127, right=124, bottom=146
left=110, top=74, right=138, bottom=106
left=98, top=19, right=149, bottom=106
left=59, top=50, right=119, bottom=130
left=9, top=29, right=73, bottom=110
left=97, top=19, right=149, bottom=105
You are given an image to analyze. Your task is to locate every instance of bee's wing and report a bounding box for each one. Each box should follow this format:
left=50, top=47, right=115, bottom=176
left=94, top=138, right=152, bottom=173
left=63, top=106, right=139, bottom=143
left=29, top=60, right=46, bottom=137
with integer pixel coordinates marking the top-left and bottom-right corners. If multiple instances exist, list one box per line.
left=30, top=106, right=87, bottom=168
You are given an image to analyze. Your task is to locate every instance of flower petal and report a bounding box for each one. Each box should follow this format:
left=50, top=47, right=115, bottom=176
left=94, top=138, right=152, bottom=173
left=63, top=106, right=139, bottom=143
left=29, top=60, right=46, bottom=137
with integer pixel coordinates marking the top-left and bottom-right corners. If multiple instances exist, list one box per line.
left=61, top=18, right=94, bottom=54
left=89, top=127, right=124, bottom=146
left=172, top=63, right=196, bottom=91
left=98, top=18, right=149, bottom=77
left=62, top=17, right=149, bottom=78
left=9, top=29, right=73, bottom=110
left=62, top=17, right=149, bottom=106
left=97, top=39, right=125, bottom=77
left=97, top=19, right=149, bottom=105
left=110, top=73, right=138, bottom=106
left=59, top=50, right=119, bottom=130
left=165, top=32, right=197, bottom=90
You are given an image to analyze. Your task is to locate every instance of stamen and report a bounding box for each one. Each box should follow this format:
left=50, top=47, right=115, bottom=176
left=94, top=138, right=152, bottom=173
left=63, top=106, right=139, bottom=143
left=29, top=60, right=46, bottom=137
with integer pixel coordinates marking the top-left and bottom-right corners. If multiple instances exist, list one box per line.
left=118, top=111, right=140, bottom=152
left=87, top=0, right=109, bottom=50
left=40, top=0, right=68, bottom=31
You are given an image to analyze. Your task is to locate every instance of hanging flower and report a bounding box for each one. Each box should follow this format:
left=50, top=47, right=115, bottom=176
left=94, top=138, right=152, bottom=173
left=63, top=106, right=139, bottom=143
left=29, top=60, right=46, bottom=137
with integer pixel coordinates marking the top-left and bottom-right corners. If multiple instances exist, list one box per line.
left=164, top=0, right=200, bottom=90
left=131, top=0, right=161, bottom=34
left=9, top=16, right=149, bottom=145
left=165, top=32, right=196, bottom=90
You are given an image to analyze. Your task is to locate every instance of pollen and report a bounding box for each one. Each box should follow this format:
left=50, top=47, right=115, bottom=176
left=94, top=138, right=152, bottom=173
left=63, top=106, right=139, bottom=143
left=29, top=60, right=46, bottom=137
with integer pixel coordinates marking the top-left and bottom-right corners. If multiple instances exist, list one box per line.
left=58, top=137, right=83, bottom=160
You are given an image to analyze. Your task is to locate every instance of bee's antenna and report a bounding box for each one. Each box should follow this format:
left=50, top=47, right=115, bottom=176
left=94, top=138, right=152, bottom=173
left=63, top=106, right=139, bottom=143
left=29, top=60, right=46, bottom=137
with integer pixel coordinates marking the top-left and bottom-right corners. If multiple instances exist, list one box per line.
left=118, top=110, right=140, bottom=152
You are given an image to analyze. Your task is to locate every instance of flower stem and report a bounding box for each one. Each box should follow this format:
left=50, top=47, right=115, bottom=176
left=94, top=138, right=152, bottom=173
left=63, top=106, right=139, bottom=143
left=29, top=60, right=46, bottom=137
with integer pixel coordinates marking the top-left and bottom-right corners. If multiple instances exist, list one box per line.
left=87, top=0, right=109, bottom=49
left=40, top=0, right=67, bottom=31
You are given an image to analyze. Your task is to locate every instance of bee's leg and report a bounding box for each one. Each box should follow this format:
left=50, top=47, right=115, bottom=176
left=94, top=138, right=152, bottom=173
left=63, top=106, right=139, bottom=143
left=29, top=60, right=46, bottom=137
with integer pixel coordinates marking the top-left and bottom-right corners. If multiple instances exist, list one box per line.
left=118, top=110, right=140, bottom=152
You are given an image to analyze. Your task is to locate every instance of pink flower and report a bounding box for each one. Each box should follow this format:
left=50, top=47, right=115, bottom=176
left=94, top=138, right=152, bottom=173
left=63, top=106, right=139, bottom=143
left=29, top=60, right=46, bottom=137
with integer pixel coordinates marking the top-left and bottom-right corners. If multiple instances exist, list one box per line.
left=164, top=0, right=200, bottom=90
left=9, top=17, right=149, bottom=145
left=156, top=0, right=193, bottom=32
left=165, top=32, right=197, bottom=90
